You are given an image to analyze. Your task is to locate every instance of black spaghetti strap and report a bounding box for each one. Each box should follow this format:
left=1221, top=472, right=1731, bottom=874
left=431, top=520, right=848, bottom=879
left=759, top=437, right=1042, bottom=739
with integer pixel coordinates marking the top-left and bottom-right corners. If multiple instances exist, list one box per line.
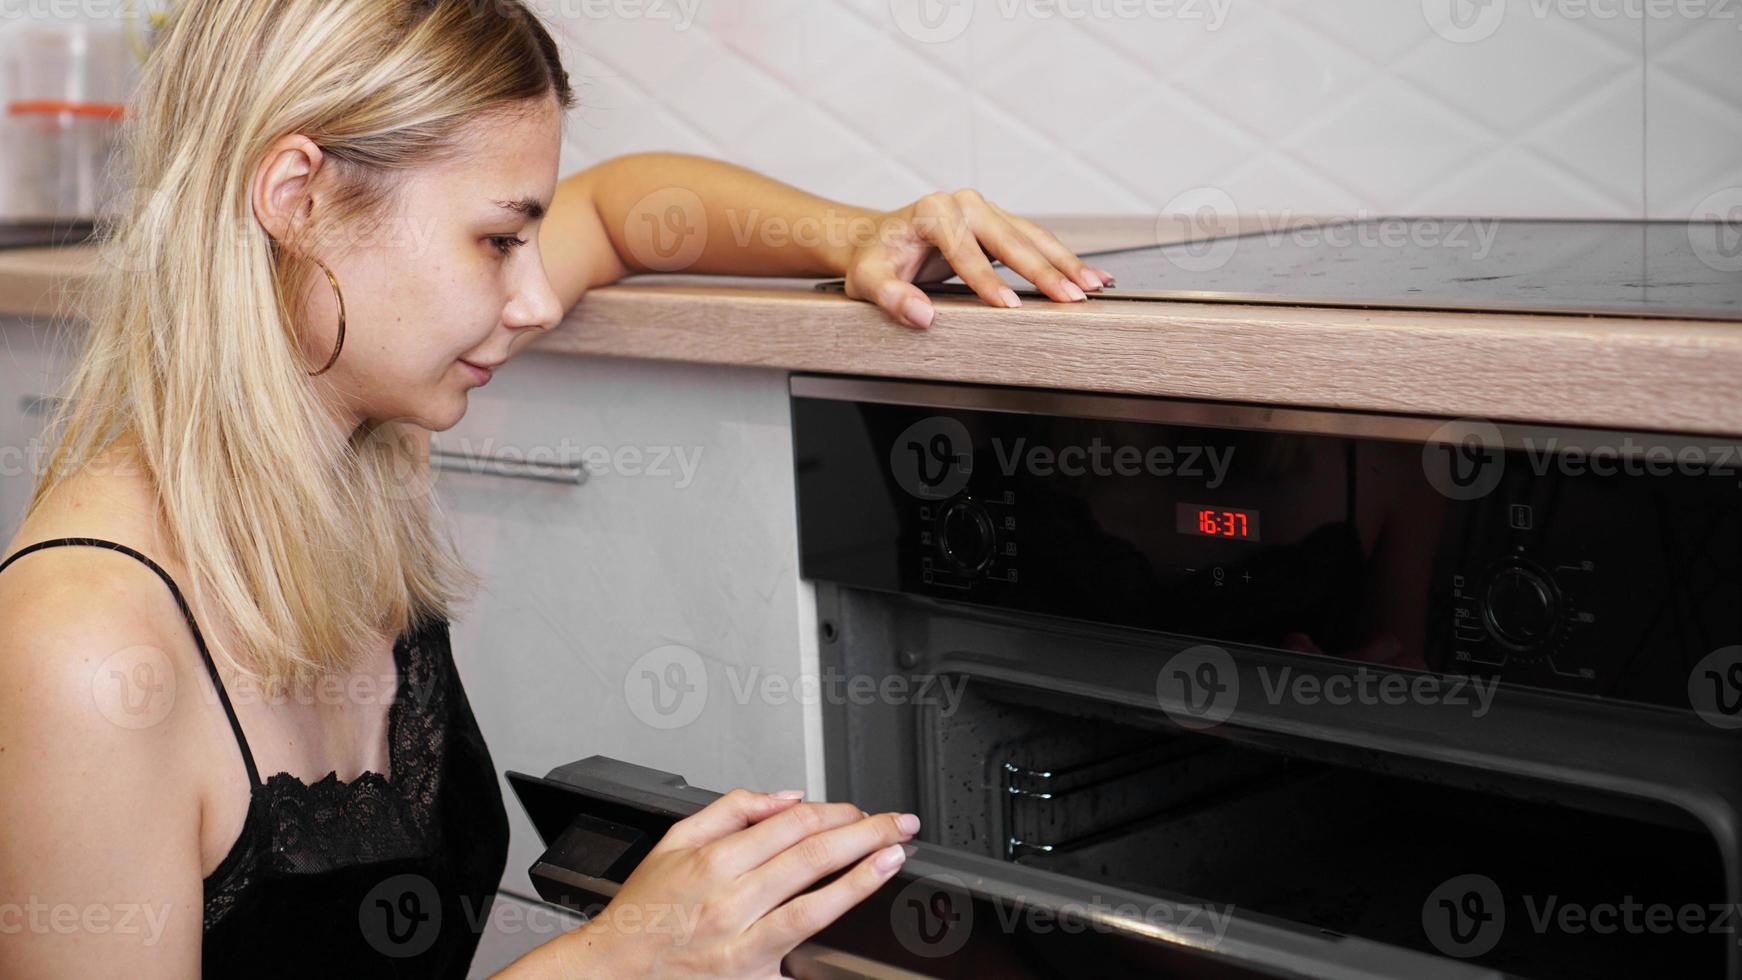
left=0, top=537, right=263, bottom=787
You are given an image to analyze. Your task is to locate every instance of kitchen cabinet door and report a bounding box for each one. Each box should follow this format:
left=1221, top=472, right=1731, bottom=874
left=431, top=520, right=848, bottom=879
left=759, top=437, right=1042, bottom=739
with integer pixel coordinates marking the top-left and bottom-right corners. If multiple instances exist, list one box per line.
left=431, top=352, right=820, bottom=899
left=0, top=316, right=70, bottom=542
left=465, top=890, right=583, bottom=978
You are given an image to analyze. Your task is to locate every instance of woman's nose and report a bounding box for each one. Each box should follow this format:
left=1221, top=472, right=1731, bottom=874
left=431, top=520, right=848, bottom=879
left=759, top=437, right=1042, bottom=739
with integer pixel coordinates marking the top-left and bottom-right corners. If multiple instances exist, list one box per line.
left=505, top=266, right=565, bottom=332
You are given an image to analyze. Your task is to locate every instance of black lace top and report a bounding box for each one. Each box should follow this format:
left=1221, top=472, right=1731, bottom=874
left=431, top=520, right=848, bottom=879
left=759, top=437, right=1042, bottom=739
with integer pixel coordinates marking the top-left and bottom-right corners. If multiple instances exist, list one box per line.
left=0, top=538, right=510, bottom=978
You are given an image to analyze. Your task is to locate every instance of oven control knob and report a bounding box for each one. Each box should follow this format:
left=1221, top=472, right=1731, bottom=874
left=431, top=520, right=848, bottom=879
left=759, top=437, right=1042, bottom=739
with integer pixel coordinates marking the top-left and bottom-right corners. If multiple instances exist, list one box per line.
left=1483, top=564, right=1559, bottom=649
left=938, top=498, right=996, bottom=574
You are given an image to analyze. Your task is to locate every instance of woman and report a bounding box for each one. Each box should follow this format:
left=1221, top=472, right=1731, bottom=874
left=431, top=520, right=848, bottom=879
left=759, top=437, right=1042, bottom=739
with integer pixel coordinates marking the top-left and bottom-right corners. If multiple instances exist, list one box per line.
left=0, top=1, right=1107, bottom=976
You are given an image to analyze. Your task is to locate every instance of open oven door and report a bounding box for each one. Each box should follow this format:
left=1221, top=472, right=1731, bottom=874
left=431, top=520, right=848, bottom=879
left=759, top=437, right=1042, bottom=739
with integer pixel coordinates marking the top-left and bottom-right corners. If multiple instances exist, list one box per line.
left=508, top=756, right=1505, bottom=980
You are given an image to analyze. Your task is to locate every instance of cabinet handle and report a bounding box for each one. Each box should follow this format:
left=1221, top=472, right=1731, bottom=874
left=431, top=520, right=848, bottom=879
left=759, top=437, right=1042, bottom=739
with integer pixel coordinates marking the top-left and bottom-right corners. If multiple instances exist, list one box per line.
left=3, top=398, right=589, bottom=486
left=429, top=448, right=588, bottom=486
left=18, top=395, right=62, bottom=417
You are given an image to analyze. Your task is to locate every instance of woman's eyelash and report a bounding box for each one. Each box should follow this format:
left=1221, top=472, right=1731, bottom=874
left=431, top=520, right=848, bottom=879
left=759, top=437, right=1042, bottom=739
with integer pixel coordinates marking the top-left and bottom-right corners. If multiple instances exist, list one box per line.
left=489, top=235, right=528, bottom=257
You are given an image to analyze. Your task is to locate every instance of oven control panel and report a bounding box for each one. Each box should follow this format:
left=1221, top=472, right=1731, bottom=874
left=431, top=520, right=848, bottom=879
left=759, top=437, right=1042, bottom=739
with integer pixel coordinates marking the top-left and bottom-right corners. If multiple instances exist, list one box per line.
left=792, top=379, right=1742, bottom=711
left=921, top=493, right=1018, bottom=587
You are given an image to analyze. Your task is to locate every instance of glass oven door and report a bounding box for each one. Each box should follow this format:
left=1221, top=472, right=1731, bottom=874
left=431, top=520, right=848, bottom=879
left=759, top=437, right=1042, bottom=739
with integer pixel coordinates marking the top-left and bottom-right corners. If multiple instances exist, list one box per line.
left=508, top=756, right=1499, bottom=979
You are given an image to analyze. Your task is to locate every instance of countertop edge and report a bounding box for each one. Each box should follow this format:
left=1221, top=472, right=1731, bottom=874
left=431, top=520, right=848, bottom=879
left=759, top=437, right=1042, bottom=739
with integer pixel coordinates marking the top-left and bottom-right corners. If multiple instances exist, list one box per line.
left=530, top=283, right=1742, bottom=437
left=5, top=239, right=1742, bottom=436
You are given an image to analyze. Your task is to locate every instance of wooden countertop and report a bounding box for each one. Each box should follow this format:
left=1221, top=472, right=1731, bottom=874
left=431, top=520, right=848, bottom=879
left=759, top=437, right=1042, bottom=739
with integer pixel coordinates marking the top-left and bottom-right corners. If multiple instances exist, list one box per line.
left=5, top=217, right=1740, bottom=436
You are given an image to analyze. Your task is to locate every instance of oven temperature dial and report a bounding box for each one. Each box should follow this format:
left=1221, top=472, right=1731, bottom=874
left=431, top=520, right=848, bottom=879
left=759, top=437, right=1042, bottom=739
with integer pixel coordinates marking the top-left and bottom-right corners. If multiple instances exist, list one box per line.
left=1482, top=562, right=1560, bottom=651
left=938, top=498, right=997, bottom=574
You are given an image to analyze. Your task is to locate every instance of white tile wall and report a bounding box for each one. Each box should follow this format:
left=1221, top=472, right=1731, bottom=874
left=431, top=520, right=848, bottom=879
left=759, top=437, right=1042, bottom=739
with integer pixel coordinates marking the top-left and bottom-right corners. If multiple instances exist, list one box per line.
left=1646, top=7, right=1742, bottom=218
left=2, top=0, right=1736, bottom=220
left=536, top=0, right=1740, bottom=220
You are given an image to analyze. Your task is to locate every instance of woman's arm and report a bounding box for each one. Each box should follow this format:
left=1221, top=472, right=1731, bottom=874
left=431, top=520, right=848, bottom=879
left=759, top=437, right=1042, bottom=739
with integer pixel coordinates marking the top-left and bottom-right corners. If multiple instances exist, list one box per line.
left=539, top=152, right=1112, bottom=328
left=0, top=556, right=206, bottom=977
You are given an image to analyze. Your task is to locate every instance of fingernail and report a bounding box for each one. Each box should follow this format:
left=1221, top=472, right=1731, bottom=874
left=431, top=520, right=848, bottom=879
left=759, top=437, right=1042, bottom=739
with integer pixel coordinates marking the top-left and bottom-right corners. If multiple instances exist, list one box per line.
left=896, top=813, right=921, bottom=835
left=1063, top=282, right=1087, bottom=302
left=772, top=789, right=805, bottom=800
left=903, top=296, right=935, bottom=328
left=1075, top=268, right=1103, bottom=290
left=902, top=843, right=919, bottom=858
left=1096, top=268, right=1116, bottom=285
left=873, top=843, right=906, bottom=874
left=999, top=287, right=1021, bottom=309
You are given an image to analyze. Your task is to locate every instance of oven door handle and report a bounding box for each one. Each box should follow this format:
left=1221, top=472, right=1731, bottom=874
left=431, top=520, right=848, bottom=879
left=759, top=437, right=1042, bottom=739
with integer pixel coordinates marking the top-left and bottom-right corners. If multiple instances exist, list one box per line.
left=508, top=757, right=1507, bottom=980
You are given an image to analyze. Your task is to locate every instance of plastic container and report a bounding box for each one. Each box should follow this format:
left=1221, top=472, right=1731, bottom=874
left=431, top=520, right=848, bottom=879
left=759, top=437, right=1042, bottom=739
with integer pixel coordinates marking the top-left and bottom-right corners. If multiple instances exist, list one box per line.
left=2, top=24, right=133, bottom=223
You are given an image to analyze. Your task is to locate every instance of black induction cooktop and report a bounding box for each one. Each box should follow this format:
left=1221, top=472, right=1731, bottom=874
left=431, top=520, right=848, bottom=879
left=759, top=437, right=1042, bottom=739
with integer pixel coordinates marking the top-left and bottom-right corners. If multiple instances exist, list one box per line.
left=820, top=219, right=1742, bottom=321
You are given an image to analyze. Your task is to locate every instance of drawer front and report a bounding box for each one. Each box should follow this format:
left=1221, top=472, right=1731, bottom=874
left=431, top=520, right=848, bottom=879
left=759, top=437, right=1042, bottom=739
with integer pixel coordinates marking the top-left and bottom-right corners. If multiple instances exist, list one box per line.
left=0, top=317, right=65, bottom=540
left=432, top=352, right=816, bottom=899
left=464, top=891, right=583, bottom=978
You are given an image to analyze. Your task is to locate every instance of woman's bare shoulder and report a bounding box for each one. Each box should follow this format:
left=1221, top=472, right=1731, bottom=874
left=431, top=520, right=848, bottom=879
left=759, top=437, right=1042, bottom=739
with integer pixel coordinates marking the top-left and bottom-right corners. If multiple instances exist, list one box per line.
left=0, top=453, right=205, bottom=743
left=0, top=535, right=203, bottom=749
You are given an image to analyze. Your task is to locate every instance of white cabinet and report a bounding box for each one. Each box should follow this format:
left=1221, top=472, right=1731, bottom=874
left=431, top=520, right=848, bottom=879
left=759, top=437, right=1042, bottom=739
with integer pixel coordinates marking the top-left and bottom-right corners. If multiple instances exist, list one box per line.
left=466, top=892, right=585, bottom=978
left=0, top=316, right=69, bottom=542
left=432, top=351, right=820, bottom=899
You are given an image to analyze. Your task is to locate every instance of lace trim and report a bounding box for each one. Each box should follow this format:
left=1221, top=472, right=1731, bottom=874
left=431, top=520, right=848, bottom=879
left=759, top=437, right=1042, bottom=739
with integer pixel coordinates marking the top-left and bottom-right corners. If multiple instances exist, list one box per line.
left=202, top=619, right=450, bottom=930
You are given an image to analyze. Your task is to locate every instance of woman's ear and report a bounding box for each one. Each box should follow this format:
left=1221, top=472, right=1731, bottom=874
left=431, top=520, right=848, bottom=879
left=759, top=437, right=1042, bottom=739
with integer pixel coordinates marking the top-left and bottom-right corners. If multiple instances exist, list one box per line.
left=251, top=134, right=325, bottom=245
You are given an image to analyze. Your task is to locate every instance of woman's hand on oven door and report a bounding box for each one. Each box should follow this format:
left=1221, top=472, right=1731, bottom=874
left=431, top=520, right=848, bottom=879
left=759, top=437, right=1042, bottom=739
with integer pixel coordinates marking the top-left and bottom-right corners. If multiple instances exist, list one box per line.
left=554, top=789, right=919, bottom=978
left=843, top=190, right=1114, bottom=329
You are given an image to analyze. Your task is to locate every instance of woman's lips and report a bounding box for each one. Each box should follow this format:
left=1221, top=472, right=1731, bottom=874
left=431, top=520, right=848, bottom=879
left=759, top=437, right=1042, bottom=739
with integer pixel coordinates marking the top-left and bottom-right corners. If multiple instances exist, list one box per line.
left=459, top=359, right=495, bottom=385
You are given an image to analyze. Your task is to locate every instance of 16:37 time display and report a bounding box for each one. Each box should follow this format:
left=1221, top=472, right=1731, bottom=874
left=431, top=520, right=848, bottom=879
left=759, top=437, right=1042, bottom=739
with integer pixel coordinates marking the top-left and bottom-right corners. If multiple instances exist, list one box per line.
left=1177, top=503, right=1261, bottom=541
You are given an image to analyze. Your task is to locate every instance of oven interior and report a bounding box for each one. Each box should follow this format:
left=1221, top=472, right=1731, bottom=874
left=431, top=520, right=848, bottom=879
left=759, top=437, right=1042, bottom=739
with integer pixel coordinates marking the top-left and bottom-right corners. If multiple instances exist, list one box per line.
left=918, top=677, right=1728, bottom=980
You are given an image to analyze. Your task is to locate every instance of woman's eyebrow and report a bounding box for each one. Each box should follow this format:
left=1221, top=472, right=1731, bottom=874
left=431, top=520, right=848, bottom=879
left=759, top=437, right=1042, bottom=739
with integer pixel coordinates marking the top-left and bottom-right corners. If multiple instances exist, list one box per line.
left=493, top=196, right=547, bottom=220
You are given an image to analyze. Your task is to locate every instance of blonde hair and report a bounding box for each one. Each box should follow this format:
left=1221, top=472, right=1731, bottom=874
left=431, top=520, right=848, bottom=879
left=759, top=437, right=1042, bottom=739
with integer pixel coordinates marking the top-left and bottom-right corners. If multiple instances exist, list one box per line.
left=27, top=0, right=576, bottom=689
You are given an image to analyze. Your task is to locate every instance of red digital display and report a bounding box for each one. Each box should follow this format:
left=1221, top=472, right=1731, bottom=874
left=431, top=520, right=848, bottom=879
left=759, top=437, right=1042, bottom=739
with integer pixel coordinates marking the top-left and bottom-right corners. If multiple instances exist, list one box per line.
left=1177, top=503, right=1261, bottom=541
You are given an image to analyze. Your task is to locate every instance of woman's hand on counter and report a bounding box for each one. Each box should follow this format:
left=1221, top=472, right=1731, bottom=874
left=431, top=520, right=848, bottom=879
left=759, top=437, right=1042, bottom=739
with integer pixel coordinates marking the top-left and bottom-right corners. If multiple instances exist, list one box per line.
left=498, top=789, right=918, bottom=978
left=843, top=191, right=1117, bottom=329
left=544, top=154, right=1113, bottom=329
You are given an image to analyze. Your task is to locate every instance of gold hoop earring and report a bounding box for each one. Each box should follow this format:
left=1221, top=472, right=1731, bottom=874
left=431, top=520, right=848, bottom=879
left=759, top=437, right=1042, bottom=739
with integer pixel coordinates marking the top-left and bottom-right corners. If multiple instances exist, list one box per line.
left=307, top=256, right=346, bottom=377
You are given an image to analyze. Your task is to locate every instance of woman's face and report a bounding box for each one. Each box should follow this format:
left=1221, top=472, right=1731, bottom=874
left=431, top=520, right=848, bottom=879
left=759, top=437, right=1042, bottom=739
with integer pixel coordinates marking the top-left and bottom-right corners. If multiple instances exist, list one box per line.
left=255, top=96, right=566, bottom=435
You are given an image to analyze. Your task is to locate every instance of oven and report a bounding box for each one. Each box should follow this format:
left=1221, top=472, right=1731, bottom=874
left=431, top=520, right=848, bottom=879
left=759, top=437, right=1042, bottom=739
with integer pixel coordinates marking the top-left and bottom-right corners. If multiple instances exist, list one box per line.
left=512, top=374, right=1742, bottom=979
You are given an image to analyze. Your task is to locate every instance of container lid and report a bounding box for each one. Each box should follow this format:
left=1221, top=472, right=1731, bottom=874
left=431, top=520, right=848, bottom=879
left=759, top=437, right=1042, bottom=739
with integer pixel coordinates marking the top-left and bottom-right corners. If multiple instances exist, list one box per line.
left=6, top=100, right=126, bottom=120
